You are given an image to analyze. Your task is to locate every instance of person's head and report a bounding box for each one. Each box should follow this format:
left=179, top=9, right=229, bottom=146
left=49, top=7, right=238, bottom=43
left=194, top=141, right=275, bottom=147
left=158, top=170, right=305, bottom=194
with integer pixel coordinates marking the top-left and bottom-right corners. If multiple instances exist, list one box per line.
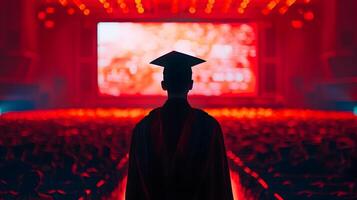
left=150, top=51, right=205, bottom=98
left=161, top=64, right=193, bottom=96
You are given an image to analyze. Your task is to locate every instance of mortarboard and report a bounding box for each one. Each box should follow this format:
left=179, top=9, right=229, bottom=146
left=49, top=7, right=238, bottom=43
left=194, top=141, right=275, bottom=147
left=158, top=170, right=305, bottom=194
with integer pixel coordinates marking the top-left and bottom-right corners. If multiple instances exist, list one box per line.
left=150, top=51, right=206, bottom=68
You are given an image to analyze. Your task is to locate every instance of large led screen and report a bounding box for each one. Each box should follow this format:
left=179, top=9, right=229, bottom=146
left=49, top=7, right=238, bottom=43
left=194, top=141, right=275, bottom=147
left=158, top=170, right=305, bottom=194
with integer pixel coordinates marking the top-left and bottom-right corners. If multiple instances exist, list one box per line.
left=98, top=22, right=257, bottom=96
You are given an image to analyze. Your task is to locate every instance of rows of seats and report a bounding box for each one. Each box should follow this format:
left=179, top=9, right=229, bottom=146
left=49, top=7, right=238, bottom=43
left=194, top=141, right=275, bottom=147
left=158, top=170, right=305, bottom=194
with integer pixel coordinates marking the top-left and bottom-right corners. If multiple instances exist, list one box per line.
left=0, top=119, right=134, bottom=200
left=1, top=110, right=357, bottom=199
left=221, top=118, right=357, bottom=199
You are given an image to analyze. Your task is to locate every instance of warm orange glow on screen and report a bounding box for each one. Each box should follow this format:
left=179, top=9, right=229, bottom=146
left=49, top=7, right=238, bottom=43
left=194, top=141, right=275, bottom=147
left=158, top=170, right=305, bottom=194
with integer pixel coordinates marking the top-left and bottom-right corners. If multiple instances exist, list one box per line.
left=98, top=22, right=257, bottom=96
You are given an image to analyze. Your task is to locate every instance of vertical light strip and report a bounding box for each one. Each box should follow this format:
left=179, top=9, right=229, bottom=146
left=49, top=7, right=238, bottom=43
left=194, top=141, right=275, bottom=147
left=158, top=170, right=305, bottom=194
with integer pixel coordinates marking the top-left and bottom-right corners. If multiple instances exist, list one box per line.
left=134, top=0, right=145, bottom=14
left=204, top=0, right=215, bottom=14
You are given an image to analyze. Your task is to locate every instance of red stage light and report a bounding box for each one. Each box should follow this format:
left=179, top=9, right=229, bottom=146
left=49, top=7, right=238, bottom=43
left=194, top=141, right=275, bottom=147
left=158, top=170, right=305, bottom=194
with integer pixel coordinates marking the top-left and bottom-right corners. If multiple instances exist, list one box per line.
left=46, top=7, right=55, bottom=14
left=278, top=6, right=288, bottom=14
left=189, top=7, right=196, bottom=14
left=286, top=0, right=296, bottom=6
left=262, top=0, right=280, bottom=15
left=267, top=0, right=278, bottom=10
left=37, top=11, right=46, bottom=20
left=237, top=0, right=250, bottom=14
left=83, top=9, right=90, bottom=15
left=304, top=11, right=314, bottom=21
left=205, top=0, right=215, bottom=14
left=79, top=3, right=86, bottom=10
left=291, top=20, right=303, bottom=29
left=278, top=0, right=295, bottom=15
left=240, top=0, right=249, bottom=9
left=44, top=20, right=55, bottom=29
left=135, top=0, right=144, bottom=14
left=59, top=0, right=68, bottom=6
left=67, top=8, right=75, bottom=15
left=120, top=3, right=127, bottom=9
left=138, top=7, right=144, bottom=14
left=204, top=7, right=212, bottom=14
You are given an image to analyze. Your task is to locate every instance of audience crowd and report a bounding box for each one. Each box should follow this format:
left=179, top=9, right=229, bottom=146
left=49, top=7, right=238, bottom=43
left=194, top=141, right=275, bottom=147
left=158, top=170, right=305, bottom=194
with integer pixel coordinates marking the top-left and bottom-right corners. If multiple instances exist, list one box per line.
left=0, top=109, right=356, bottom=199
left=0, top=118, right=133, bottom=200
left=222, top=117, right=357, bottom=200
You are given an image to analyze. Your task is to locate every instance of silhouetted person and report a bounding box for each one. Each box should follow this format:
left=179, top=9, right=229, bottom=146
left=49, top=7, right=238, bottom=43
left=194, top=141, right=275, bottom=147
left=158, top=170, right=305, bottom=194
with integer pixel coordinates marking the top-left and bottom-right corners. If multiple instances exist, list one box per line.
left=126, top=51, right=233, bottom=200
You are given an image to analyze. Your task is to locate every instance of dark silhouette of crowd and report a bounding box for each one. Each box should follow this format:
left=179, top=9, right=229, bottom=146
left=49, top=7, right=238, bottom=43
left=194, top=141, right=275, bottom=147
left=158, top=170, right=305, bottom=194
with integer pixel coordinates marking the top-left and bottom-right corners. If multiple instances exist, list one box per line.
left=222, top=117, right=357, bottom=200
left=0, top=118, right=133, bottom=200
left=1, top=110, right=357, bottom=199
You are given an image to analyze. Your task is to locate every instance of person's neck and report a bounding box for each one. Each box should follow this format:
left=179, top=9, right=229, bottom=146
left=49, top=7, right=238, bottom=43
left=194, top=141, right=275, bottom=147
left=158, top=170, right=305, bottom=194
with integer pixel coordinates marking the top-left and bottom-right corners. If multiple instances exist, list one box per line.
left=167, top=93, right=188, bottom=100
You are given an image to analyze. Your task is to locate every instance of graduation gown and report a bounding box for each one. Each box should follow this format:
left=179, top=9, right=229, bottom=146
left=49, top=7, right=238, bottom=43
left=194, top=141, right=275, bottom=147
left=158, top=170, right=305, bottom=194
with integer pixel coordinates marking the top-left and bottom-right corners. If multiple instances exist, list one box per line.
left=126, top=98, right=233, bottom=200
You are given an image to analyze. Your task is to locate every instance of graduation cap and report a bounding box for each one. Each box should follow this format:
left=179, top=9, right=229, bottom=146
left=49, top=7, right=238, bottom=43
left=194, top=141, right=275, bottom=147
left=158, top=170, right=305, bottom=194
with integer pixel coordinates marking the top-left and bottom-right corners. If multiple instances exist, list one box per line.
left=150, top=51, right=206, bottom=68
left=150, top=51, right=205, bottom=92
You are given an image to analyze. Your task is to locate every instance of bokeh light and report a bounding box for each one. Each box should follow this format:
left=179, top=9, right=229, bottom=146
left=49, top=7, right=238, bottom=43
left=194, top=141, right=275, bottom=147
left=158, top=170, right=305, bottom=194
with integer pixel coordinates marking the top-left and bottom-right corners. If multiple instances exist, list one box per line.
left=44, top=20, right=55, bottom=29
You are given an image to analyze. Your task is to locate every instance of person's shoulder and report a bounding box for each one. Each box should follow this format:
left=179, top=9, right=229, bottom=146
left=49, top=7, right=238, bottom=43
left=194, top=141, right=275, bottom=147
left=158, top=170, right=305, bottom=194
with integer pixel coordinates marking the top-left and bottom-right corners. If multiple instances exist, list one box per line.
left=134, top=107, right=161, bottom=130
left=192, top=108, right=220, bottom=127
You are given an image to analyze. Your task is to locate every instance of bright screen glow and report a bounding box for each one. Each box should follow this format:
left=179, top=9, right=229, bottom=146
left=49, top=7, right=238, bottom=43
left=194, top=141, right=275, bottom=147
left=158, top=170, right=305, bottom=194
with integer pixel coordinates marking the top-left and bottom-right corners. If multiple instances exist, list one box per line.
left=98, top=22, right=257, bottom=96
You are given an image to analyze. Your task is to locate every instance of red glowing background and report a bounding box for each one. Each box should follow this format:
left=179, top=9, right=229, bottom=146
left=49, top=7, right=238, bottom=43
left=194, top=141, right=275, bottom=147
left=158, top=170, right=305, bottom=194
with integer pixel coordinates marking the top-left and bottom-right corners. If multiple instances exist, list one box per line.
left=97, top=22, right=258, bottom=96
